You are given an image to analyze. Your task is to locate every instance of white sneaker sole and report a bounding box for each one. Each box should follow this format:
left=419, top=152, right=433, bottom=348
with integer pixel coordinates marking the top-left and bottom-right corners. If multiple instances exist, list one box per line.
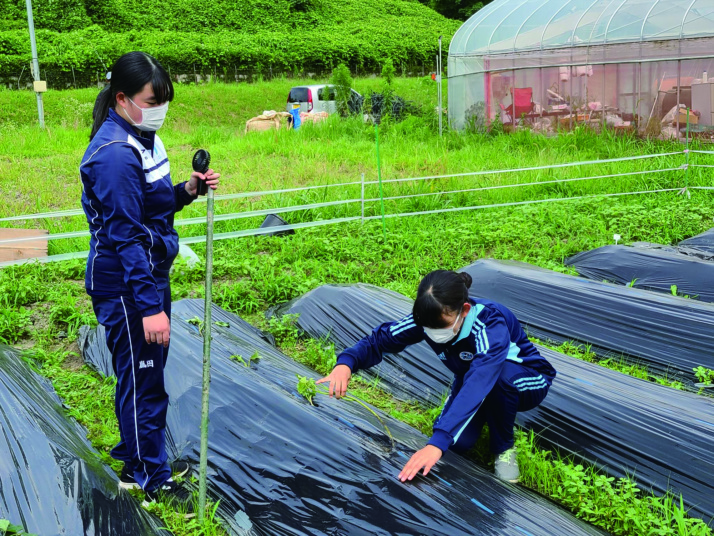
left=119, top=464, right=188, bottom=491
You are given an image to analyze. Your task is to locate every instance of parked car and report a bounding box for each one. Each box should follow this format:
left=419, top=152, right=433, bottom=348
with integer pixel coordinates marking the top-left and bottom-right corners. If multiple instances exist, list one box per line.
left=286, top=84, right=363, bottom=114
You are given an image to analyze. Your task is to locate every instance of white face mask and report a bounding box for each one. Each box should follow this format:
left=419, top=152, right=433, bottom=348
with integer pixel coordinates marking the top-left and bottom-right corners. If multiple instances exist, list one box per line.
left=423, top=310, right=462, bottom=344
left=126, top=97, right=169, bottom=132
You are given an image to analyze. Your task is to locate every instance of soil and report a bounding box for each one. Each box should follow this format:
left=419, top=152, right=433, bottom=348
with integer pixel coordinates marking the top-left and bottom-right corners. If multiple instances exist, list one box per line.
left=62, top=341, right=85, bottom=372
left=27, top=302, right=51, bottom=333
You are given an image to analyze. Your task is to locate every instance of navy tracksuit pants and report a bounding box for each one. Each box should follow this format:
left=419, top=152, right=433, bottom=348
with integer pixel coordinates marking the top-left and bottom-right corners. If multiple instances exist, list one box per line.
left=92, top=287, right=172, bottom=492
left=449, top=361, right=552, bottom=455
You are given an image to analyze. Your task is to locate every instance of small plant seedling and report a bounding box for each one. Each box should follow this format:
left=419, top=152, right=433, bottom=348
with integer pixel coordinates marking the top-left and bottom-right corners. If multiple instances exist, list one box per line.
left=693, top=366, right=714, bottom=385
left=296, top=375, right=317, bottom=405
left=230, top=352, right=260, bottom=368
left=0, top=520, right=38, bottom=536
left=671, top=285, right=695, bottom=299
left=214, top=321, right=229, bottom=328
left=188, top=316, right=205, bottom=335
left=295, top=376, right=394, bottom=447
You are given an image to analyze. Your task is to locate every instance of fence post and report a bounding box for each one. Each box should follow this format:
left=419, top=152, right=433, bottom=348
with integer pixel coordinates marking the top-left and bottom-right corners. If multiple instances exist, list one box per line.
left=685, top=109, right=690, bottom=195
left=375, top=122, right=386, bottom=240
left=361, top=173, right=365, bottom=224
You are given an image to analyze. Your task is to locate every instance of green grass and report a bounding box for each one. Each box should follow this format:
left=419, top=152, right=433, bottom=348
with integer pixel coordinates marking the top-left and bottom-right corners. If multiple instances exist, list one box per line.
left=516, top=431, right=711, bottom=536
left=142, top=478, right=226, bottom=536
left=532, top=338, right=687, bottom=391
left=2, top=78, right=714, bottom=535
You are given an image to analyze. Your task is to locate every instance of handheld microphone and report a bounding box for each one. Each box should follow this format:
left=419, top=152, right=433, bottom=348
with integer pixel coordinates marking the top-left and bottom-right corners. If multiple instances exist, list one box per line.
left=192, top=149, right=211, bottom=196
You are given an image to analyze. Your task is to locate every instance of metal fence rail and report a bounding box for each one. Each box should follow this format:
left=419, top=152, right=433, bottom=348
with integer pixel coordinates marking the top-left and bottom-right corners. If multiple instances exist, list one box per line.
left=0, top=148, right=708, bottom=268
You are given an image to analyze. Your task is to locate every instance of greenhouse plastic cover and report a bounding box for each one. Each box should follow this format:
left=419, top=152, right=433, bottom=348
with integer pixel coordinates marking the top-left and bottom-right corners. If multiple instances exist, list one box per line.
left=0, top=346, right=166, bottom=536
left=450, top=0, right=714, bottom=56
left=79, top=300, right=605, bottom=536
left=460, top=259, right=714, bottom=383
left=565, top=244, right=714, bottom=302
left=273, top=284, right=714, bottom=525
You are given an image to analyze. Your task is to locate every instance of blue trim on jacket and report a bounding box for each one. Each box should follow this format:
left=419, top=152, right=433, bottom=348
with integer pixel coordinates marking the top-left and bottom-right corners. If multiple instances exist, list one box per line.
left=80, top=109, right=195, bottom=315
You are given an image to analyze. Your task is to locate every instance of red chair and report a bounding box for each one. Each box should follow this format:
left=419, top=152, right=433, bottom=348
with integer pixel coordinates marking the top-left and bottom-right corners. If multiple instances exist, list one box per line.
left=501, top=87, right=535, bottom=122
left=512, top=87, right=534, bottom=116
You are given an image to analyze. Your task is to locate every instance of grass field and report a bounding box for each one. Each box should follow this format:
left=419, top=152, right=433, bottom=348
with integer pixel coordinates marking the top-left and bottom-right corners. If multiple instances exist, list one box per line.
left=1, top=77, right=713, bottom=535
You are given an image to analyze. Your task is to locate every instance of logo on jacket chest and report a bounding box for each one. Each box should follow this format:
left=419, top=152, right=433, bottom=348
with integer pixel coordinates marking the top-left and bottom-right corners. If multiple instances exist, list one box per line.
left=459, top=352, right=475, bottom=361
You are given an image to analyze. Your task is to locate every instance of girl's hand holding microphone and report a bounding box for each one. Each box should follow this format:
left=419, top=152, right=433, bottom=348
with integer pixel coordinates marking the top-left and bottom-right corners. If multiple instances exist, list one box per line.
left=185, top=169, right=220, bottom=197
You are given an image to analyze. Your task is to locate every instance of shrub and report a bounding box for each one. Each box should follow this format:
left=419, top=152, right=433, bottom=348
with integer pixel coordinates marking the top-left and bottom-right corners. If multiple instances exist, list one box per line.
left=381, top=58, right=396, bottom=86
left=330, top=63, right=353, bottom=117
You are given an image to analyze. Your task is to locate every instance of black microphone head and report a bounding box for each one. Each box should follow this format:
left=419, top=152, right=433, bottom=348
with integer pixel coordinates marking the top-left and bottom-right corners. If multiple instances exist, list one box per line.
left=192, top=149, right=211, bottom=174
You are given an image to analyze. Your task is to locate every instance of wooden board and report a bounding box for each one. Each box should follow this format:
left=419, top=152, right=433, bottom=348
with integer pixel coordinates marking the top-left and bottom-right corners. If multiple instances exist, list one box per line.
left=0, top=228, right=49, bottom=262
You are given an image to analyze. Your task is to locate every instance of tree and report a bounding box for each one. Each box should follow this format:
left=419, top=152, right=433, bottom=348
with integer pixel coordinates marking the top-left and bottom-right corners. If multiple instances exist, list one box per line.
left=420, top=0, right=492, bottom=21
left=330, top=63, right=353, bottom=117
left=381, top=58, right=396, bottom=86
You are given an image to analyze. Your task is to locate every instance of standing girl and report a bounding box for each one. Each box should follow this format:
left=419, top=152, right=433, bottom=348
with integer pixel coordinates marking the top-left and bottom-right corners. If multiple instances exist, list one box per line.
left=80, top=51, right=219, bottom=513
left=318, top=270, right=556, bottom=483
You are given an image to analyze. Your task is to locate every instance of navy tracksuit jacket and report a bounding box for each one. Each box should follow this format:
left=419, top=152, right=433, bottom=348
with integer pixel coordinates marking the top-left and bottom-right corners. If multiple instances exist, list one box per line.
left=336, top=298, right=556, bottom=454
left=80, top=108, right=195, bottom=491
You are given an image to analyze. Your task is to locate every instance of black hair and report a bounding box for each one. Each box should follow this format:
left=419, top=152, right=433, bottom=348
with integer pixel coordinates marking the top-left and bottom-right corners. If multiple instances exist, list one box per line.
left=90, top=51, right=174, bottom=140
left=412, top=270, right=473, bottom=328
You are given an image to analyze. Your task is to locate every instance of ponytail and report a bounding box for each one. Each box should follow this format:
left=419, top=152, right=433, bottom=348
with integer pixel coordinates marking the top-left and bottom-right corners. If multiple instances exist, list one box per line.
left=88, top=51, right=174, bottom=141
left=412, top=270, right=472, bottom=328
left=90, top=85, right=113, bottom=140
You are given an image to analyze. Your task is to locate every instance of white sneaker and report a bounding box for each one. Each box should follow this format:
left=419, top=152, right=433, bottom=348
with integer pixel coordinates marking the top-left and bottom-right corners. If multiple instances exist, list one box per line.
left=494, top=447, right=519, bottom=483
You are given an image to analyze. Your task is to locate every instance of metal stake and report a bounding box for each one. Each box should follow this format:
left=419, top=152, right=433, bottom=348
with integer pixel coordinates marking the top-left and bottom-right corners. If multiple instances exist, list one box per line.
left=25, top=0, right=44, bottom=128
left=198, top=186, right=215, bottom=521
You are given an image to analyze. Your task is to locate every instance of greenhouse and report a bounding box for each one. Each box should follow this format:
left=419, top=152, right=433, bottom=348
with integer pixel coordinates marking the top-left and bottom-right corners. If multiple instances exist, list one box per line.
left=448, top=0, right=714, bottom=136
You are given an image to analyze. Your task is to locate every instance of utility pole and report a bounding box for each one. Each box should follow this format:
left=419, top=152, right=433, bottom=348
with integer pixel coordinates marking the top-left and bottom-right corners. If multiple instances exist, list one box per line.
left=25, top=0, right=46, bottom=128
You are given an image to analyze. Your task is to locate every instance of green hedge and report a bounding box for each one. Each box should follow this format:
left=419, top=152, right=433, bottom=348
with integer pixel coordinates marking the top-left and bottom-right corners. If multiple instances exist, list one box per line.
left=0, top=24, right=458, bottom=77
left=0, top=0, right=459, bottom=78
left=1, top=0, right=454, bottom=33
